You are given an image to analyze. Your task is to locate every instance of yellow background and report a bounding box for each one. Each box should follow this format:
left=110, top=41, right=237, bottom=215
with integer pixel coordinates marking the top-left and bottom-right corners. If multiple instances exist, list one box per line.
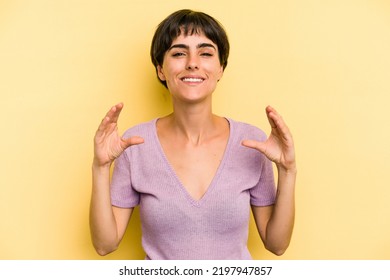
left=1, top=0, right=389, bottom=259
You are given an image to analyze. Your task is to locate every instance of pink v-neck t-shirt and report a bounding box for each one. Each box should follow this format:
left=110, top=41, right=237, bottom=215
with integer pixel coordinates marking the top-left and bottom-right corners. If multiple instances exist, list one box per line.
left=110, top=118, right=276, bottom=259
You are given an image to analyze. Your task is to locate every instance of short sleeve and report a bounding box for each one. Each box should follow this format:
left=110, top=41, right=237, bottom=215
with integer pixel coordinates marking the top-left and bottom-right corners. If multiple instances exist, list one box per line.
left=250, top=155, right=276, bottom=206
left=110, top=150, right=140, bottom=208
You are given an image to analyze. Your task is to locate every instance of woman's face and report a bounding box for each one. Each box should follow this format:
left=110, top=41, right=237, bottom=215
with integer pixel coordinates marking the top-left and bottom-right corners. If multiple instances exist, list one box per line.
left=157, top=32, right=224, bottom=104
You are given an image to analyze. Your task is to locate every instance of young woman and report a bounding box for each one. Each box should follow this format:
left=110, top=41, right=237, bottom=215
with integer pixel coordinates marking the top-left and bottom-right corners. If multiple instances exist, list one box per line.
left=90, top=9, right=296, bottom=260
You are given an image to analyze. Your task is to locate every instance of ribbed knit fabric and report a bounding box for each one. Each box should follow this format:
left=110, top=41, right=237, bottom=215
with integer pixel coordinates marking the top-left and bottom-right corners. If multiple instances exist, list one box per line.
left=110, top=118, right=276, bottom=260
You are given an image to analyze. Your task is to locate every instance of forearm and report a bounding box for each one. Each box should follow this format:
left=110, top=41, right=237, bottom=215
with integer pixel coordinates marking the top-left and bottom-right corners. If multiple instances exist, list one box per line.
left=89, top=163, right=119, bottom=255
left=265, top=167, right=296, bottom=255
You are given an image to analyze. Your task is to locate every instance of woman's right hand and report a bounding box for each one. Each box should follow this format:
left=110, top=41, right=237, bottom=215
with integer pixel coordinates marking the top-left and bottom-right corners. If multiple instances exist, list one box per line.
left=93, top=103, right=144, bottom=167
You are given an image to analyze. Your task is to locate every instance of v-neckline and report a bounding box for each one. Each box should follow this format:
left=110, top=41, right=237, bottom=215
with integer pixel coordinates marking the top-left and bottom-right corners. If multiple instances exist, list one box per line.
left=152, top=118, right=232, bottom=206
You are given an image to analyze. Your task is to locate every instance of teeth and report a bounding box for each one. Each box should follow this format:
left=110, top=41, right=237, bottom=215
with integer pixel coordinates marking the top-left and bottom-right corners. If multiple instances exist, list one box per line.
left=182, top=77, right=203, bottom=82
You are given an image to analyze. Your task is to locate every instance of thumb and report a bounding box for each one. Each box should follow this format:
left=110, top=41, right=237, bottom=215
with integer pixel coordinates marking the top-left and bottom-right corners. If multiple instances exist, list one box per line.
left=241, top=139, right=266, bottom=154
left=122, top=136, right=145, bottom=149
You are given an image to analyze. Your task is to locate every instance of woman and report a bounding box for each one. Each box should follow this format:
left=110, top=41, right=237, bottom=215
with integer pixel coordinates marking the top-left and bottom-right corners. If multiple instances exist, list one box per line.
left=90, top=9, right=296, bottom=260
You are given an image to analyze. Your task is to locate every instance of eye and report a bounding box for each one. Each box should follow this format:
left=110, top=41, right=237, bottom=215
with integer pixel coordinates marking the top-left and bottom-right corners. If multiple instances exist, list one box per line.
left=172, top=52, right=186, bottom=57
left=200, top=52, right=213, bottom=57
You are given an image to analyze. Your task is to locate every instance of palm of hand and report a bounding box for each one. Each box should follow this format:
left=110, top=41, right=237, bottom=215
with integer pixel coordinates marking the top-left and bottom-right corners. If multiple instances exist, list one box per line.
left=262, top=128, right=295, bottom=170
left=94, top=123, right=125, bottom=165
left=93, top=103, right=144, bottom=167
left=241, top=106, right=295, bottom=172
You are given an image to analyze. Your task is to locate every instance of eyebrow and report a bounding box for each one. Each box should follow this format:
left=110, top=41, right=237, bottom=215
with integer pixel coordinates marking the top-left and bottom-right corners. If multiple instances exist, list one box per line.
left=168, top=43, right=216, bottom=51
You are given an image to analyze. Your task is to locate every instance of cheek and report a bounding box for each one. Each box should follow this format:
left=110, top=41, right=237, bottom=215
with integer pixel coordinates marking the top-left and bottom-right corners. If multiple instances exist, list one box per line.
left=204, top=60, right=223, bottom=76
left=208, top=66, right=223, bottom=81
left=162, top=63, right=181, bottom=80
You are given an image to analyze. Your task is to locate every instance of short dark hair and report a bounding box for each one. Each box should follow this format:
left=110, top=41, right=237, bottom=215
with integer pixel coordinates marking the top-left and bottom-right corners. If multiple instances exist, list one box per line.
left=150, top=9, right=230, bottom=87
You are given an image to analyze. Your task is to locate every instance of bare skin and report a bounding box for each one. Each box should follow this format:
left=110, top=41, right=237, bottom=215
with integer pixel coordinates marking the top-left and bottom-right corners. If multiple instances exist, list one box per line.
left=156, top=113, right=229, bottom=201
left=242, top=106, right=296, bottom=255
left=89, top=103, right=143, bottom=255
left=89, top=33, right=296, bottom=256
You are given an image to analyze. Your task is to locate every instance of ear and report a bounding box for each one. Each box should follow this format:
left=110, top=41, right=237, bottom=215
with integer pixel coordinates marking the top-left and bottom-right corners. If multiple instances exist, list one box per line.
left=157, top=65, right=166, bottom=81
left=217, top=65, right=224, bottom=82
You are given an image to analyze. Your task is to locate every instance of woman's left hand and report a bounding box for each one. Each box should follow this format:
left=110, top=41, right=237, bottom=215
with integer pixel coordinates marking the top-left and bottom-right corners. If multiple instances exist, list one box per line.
left=242, top=106, right=296, bottom=172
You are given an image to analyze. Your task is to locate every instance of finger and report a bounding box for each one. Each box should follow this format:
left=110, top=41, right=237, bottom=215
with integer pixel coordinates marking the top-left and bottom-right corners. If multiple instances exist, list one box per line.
left=106, top=103, right=124, bottom=124
left=266, top=106, right=291, bottom=140
left=241, top=139, right=266, bottom=154
left=105, top=103, right=123, bottom=123
left=121, top=136, right=145, bottom=149
left=96, top=116, right=110, bottom=135
left=265, top=106, right=278, bottom=129
left=96, top=103, right=123, bottom=133
left=127, top=136, right=145, bottom=146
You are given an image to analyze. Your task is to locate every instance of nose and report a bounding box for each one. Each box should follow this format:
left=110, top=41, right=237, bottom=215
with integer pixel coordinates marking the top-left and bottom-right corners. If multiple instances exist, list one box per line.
left=185, top=54, right=199, bottom=70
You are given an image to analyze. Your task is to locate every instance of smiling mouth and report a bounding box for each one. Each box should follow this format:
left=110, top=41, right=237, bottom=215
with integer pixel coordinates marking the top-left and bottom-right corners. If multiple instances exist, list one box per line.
left=181, top=77, right=205, bottom=83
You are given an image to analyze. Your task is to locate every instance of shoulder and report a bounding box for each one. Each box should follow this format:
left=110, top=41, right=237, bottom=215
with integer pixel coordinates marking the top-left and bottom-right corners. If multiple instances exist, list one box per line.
left=227, top=118, right=268, bottom=142
left=120, top=119, right=158, bottom=158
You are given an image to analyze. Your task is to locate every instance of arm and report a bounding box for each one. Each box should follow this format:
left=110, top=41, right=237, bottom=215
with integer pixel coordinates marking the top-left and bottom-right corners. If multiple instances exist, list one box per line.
left=242, top=106, right=296, bottom=256
left=89, top=103, right=144, bottom=256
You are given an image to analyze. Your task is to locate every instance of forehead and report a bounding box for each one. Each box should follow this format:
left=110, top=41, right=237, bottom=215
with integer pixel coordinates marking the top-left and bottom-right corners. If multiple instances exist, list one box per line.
left=170, top=33, right=217, bottom=48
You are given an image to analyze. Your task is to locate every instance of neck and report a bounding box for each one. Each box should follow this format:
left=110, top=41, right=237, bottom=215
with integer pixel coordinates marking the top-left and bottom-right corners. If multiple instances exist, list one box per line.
left=168, top=102, right=218, bottom=145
